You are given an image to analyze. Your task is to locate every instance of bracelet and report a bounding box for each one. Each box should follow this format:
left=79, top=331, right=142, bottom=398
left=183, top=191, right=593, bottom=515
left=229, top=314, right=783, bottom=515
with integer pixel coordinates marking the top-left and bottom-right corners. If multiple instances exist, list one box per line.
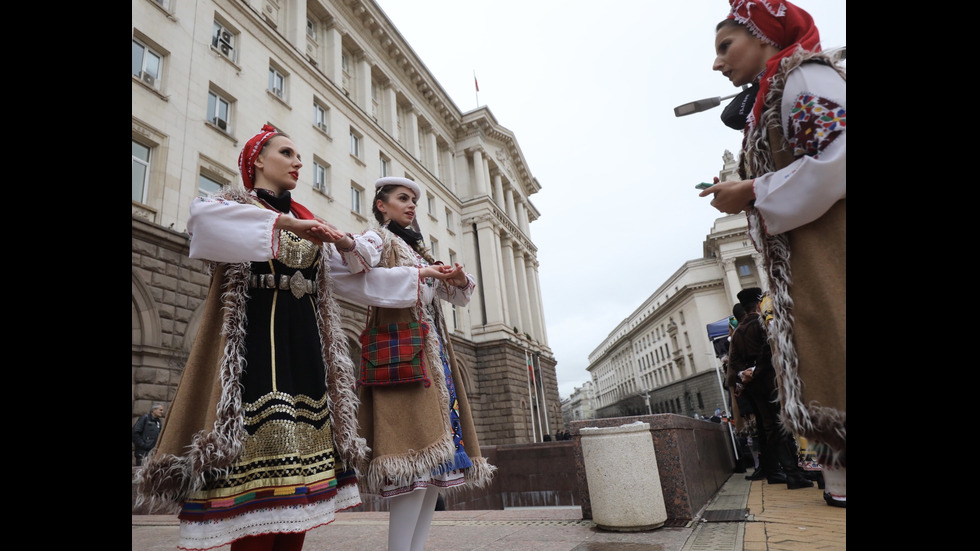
left=455, top=278, right=470, bottom=290
left=336, top=232, right=357, bottom=253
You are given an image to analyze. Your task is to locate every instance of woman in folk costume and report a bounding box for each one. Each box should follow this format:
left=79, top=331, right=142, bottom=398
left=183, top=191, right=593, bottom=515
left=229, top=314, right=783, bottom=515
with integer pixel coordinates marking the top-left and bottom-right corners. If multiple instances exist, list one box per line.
left=700, top=1, right=845, bottom=508
left=134, top=125, right=441, bottom=550
left=332, top=176, right=495, bottom=551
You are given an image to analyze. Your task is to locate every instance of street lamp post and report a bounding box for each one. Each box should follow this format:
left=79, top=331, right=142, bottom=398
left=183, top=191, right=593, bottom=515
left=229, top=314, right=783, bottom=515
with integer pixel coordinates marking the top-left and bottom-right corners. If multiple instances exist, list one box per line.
left=673, top=92, right=742, bottom=117
left=673, top=47, right=844, bottom=118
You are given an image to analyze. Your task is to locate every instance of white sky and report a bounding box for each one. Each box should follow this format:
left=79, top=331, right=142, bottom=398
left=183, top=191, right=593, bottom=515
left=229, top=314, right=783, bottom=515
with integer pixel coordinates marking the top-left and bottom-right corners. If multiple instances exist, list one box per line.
left=372, top=0, right=847, bottom=398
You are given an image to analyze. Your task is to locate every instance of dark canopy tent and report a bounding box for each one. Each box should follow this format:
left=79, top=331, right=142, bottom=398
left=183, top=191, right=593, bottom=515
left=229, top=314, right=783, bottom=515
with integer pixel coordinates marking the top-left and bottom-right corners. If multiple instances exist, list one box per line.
left=707, top=317, right=732, bottom=358
left=706, top=316, right=739, bottom=458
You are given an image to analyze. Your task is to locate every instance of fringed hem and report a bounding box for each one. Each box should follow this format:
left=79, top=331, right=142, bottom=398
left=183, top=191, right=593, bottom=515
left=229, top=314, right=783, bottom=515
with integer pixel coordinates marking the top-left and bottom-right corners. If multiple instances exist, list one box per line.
left=175, top=486, right=359, bottom=551
left=462, top=457, right=497, bottom=489
left=317, top=250, right=371, bottom=470
left=363, top=435, right=457, bottom=493
left=782, top=405, right=846, bottom=469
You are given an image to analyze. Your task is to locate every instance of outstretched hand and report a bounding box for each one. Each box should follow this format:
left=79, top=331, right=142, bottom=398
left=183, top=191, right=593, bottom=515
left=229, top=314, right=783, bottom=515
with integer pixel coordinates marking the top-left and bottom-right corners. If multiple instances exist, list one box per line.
left=421, top=263, right=469, bottom=287
left=278, top=217, right=344, bottom=246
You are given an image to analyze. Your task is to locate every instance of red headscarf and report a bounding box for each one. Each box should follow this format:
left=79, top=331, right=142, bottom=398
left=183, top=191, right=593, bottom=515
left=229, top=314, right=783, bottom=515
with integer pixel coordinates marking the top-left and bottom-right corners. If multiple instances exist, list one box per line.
left=726, top=0, right=821, bottom=132
left=238, top=124, right=315, bottom=220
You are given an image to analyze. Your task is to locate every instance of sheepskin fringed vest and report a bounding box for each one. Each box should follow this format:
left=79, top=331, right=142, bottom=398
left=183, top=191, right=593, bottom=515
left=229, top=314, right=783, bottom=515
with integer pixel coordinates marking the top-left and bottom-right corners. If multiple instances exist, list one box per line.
left=741, top=50, right=847, bottom=469
left=358, top=227, right=495, bottom=494
left=134, top=188, right=368, bottom=513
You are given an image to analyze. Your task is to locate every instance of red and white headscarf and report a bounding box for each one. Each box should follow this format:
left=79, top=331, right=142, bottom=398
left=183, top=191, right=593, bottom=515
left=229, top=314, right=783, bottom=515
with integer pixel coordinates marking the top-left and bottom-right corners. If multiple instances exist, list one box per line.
left=237, top=124, right=315, bottom=220
left=726, top=0, right=821, bottom=131
left=238, top=124, right=280, bottom=191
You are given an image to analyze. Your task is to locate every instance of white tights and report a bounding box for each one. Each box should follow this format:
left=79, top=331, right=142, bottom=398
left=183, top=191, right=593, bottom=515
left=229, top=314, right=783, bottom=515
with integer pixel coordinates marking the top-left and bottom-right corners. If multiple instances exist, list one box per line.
left=387, top=486, right=441, bottom=551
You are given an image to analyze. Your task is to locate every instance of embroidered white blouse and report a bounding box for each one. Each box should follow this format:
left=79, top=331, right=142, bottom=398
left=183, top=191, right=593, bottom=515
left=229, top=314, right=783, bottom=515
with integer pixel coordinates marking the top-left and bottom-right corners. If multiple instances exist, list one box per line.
left=186, top=196, right=423, bottom=309
left=752, top=62, right=846, bottom=235
left=336, top=227, right=475, bottom=309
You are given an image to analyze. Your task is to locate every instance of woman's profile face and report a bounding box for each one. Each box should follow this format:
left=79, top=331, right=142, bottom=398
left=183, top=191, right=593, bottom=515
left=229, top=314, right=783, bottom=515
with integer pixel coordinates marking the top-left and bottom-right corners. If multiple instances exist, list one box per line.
left=713, top=24, right=776, bottom=87
left=377, top=185, right=417, bottom=228
left=253, top=135, right=303, bottom=194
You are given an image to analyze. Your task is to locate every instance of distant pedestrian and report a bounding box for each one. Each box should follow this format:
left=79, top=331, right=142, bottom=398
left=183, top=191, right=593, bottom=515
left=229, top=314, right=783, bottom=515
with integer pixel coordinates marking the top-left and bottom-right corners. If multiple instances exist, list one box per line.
left=132, top=403, right=165, bottom=466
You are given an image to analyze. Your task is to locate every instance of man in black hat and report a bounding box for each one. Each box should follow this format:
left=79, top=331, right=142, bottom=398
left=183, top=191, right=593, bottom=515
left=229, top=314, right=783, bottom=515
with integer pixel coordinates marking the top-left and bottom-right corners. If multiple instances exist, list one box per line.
left=728, top=288, right=812, bottom=489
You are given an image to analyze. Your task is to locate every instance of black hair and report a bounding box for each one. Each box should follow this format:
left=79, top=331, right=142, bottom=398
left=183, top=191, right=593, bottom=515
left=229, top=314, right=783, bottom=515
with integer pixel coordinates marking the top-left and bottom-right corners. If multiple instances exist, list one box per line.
left=372, top=184, right=438, bottom=265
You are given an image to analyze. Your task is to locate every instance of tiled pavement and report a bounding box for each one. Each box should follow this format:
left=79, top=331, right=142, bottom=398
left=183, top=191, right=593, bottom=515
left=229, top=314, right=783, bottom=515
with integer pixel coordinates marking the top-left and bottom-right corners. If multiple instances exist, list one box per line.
left=132, top=468, right=845, bottom=550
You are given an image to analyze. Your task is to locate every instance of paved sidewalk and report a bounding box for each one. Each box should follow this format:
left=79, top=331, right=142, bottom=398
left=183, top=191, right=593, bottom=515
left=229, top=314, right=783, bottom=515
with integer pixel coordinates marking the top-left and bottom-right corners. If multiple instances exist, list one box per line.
left=132, top=469, right=845, bottom=550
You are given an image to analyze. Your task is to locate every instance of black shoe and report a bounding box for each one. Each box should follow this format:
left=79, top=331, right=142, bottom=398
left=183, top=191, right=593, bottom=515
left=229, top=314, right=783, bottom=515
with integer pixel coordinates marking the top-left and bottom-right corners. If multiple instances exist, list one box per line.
left=767, top=473, right=788, bottom=484
left=823, top=491, right=846, bottom=508
left=745, top=470, right=766, bottom=481
left=787, top=477, right=814, bottom=490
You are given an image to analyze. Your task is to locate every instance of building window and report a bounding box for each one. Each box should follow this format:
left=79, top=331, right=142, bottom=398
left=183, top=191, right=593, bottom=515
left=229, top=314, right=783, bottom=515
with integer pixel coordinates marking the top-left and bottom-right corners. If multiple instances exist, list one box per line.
left=426, top=194, right=435, bottom=216
left=313, top=161, right=329, bottom=194
left=268, top=66, right=285, bottom=98
left=349, top=129, right=361, bottom=159
left=211, top=20, right=236, bottom=61
left=314, top=102, right=329, bottom=134
left=207, top=90, right=231, bottom=132
left=198, top=173, right=223, bottom=196
left=306, top=18, right=316, bottom=39
left=132, top=37, right=162, bottom=89
left=429, top=236, right=439, bottom=259
left=132, top=140, right=151, bottom=203
left=351, top=184, right=362, bottom=214
left=738, top=263, right=752, bottom=277
left=445, top=207, right=453, bottom=231
left=380, top=154, right=390, bottom=178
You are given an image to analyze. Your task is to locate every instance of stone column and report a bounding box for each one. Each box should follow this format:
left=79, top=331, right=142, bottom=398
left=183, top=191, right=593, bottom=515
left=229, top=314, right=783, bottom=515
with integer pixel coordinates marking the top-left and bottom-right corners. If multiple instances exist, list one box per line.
left=405, top=107, right=419, bottom=159
left=475, top=216, right=504, bottom=324
left=490, top=171, right=504, bottom=208
left=355, top=54, right=373, bottom=112
left=289, top=0, right=308, bottom=52
left=323, top=23, right=344, bottom=85
left=500, top=236, right=520, bottom=330
left=504, top=186, right=517, bottom=222
left=469, top=147, right=488, bottom=196
left=382, top=86, right=397, bottom=135
left=526, top=257, right=548, bottom=346
left=722, top=258, right=739, bottom=304
left=515, top=249, right=532, bottom=338
left=517, top=200, right=530, bottom=235
left=424, top=129, right=438, bottom=170
left=461, top=221, right=484, bottom=324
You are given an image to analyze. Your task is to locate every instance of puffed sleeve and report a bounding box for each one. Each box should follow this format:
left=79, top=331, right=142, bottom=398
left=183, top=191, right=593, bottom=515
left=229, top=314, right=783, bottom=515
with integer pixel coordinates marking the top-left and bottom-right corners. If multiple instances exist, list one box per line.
left=752, top=63, right=845, bottom=235
left=336, top=229, right=384, bottom=274
left=435, top=273, right=476, bottom=307
left=186, top=195, right=281, bottom=262
left=328, top=247, right=422, bottom=309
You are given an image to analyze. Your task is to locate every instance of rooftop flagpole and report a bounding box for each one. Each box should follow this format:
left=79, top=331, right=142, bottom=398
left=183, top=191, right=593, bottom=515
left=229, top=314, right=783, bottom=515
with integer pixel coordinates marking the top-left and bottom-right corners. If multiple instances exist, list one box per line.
left=474, top=70, right=479, bottom=107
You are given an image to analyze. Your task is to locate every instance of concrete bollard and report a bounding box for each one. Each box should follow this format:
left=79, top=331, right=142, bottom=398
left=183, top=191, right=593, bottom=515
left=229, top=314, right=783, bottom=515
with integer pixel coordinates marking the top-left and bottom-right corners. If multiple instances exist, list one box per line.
left=579, top=421, right=667, bottom=531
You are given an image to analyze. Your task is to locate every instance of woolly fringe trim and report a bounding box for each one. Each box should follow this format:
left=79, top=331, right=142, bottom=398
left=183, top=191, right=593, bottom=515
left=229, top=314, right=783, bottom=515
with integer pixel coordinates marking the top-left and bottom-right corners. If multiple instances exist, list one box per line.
left=136, top=261, right=250, bottom=513
left=317, top=248, right=371, bottom=470
left=359, top=228, right=496, bottom=492
left=742, top=50, right=846, bottom=469
left=137, top=187, right=368, bottom=510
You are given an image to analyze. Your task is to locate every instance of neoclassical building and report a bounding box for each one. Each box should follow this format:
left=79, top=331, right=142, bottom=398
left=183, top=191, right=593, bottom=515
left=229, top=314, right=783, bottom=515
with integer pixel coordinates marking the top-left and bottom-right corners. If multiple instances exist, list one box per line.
left=586, top=151, right=767, bottom=419
left=132, top=0, right=559, bottom=449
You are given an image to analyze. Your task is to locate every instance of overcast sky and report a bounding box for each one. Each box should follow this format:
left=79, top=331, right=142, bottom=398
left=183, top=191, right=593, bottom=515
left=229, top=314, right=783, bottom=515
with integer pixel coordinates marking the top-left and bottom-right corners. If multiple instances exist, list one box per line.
left=372, top=1, right=846, bottom=398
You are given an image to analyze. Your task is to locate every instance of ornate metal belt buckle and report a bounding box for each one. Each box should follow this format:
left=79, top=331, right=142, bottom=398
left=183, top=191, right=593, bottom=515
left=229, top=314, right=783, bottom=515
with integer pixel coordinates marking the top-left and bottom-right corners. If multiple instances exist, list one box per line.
left=289, top=271, right=309, bottom=299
